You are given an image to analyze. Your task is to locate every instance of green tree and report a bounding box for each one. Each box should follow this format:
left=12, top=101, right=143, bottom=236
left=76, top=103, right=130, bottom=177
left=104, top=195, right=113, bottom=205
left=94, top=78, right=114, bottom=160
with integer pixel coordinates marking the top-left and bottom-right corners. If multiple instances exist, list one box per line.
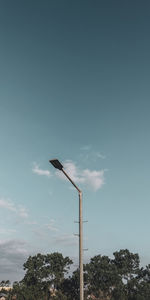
left=113, top=249, right=140, bottom=281
left=10, top=249, right=150, bottom=300
left=0, top=280, right=10, bottom=287
left=112, top=249, right=140, bottom=300
left=61, top=269, right=80, bottom=300
left=85, top=255, right=121, bottom=299
left=131, top=264, right=150, bottom=300
left=111, top=282, right=127, bottom=300
left=21, top=252, right=72, bottom=299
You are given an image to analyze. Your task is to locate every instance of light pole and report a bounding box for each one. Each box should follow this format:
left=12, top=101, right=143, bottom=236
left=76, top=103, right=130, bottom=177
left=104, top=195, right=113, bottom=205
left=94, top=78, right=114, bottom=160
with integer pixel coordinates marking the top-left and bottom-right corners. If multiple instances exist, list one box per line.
left=49, top=159, right=84, bottom=300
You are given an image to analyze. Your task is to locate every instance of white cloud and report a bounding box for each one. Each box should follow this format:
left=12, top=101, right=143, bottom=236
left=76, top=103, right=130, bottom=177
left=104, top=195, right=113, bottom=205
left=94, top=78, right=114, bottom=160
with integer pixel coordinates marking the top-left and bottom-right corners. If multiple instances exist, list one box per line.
left=54, top=234, right=78, bottom=246
left=0, top=198, right=29, bottom=219
left=82, top=169, right=104, bottom=191
left=95, top=152, right=106, bottom=159
left=56, top=160, right=84, bottom=183
left=0, top=198, right=16, bottom=212
left=32, top=159, right=105, bottom=191
left=56, top=160, right=105, bottom=191
left=80, top=148, right=106, bottom=162
left=32, top=163, right=51, bottom=177
left=45, top=219, right=59, bottom=232
left=18, top=206, right=29, bottom=219
left=46, top=224, right=59, bottom=232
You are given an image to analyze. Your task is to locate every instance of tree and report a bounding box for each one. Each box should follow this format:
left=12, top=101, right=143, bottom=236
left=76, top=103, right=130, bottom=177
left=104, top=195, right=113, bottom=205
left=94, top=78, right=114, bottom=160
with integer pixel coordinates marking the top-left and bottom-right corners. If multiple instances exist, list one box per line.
left=0, top=280, right=10, bottom=287
left=85, top=255, right=121, bottom=299
left=9, top=249, right=150, bottom=300
left=131, top=264, right=150, bottom=300
left=111, top=249, right=140, bottom=300
left=113, top=249, right=140, bottom=281
left=111, top=282, right=127, bottom=300
left=21, top=252, right=72, bottom=299
left=60, top=269, right=80, bottom=300
left=84, top=249, right=141, bottom=300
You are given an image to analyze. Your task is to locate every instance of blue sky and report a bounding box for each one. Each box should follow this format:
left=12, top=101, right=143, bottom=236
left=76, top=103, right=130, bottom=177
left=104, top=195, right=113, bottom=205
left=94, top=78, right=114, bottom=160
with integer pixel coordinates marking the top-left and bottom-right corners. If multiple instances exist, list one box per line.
left=0, top=0, right=150, bottom=281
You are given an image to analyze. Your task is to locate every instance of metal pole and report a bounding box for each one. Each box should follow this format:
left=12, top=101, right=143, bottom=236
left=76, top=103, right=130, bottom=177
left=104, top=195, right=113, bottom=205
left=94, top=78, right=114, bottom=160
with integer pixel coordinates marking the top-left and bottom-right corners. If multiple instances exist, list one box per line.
left=79, top=191, right=84, bottom=300
left=62, top=169, right=84, bottom=300
left=62, top=169, right=81, bottom=193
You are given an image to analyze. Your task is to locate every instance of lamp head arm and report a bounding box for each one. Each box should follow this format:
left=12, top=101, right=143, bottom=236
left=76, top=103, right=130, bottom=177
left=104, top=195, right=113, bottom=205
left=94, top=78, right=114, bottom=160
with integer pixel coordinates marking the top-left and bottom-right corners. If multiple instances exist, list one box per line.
left=62, top=169, right=82, bottom=193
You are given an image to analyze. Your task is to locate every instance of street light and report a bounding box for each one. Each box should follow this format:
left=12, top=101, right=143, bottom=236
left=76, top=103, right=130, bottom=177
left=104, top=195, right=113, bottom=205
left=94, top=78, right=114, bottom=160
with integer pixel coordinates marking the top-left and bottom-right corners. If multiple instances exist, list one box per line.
left=49, top=159, right=84, bottom=300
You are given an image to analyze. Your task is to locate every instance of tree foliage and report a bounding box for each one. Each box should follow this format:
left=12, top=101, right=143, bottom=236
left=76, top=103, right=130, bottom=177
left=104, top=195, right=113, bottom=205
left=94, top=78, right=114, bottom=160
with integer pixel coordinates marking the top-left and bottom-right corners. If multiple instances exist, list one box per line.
left=85, top=254, right=121, bottom=299
left=113, top=249, right=140, bottom=281
left=0, top=280, right=10, bottom=287
left=60, top=269, right=80, bottom=300
left=5, top=249, right=150, bottom=300
left=11, top=252, right=72, bottom=300
left=23, top=252, right=72, bottom=289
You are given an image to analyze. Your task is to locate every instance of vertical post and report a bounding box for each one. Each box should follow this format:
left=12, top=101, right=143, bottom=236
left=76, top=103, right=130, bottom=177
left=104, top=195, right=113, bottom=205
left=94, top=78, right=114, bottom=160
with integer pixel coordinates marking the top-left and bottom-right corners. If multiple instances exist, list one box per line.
left=50, top=161, right=84, bottom=300
left=79, top=191, right=84, bottom=300
left=59, top=168, right=84, bottom=300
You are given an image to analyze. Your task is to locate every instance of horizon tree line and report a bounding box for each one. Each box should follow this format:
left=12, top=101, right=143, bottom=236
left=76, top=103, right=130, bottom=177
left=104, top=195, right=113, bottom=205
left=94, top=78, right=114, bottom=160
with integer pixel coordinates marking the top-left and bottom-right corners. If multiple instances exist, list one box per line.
left=1, top=249, right=150, bottom=300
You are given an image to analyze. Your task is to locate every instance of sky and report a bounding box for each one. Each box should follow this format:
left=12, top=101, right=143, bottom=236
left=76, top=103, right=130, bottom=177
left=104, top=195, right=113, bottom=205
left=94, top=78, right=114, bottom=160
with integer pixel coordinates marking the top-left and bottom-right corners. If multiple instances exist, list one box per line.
left=0, top=0, right=150, bottom=282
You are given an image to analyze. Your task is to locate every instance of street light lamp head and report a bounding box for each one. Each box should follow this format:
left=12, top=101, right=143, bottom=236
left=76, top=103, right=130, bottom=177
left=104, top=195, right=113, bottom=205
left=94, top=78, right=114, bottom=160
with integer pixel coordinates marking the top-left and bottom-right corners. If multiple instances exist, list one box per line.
left=49, top=159, right=63, bottom=170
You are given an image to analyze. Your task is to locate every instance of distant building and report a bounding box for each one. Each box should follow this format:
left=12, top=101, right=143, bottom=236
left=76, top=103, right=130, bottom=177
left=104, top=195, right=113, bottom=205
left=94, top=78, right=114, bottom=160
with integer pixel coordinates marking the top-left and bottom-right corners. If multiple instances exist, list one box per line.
left=0, top=293, right=8, bottom=300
